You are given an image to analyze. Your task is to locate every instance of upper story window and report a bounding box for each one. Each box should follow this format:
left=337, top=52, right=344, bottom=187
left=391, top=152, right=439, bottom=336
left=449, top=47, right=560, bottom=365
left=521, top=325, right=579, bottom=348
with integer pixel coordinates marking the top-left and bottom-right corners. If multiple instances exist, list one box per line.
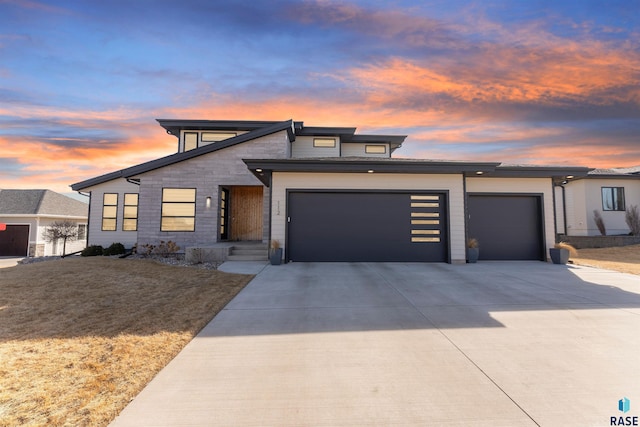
left=313, top=138, right=336, bottom=148
left=602, top=187, right=625, bottom=211
left=184, top=132, right=198, bottom=151
left=365, top=145, right=386, bottom=154
left=183, top=132, right=238, bottom=151
left=161, top=188, right=196, bottom=231
left=102, top=193, right=118, bottom=231
left=202, top=132, right=237, bottom=142
left=123, top=193, right=139, bottom=231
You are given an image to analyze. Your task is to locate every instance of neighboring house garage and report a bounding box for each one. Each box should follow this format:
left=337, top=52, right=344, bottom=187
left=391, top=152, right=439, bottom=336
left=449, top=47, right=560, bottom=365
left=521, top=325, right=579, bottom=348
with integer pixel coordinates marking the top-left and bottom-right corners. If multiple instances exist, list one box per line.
left=467, top=194, right=544, bottom=261
left=0, top=224, right=30, bottom=256
left=287, top=191, right=448, bottom=262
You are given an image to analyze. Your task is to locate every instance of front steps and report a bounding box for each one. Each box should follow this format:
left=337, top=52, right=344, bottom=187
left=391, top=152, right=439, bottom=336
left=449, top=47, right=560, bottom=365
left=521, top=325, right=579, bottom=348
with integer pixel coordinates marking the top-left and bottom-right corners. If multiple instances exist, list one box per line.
left=227, top=242, right=268, bottom=261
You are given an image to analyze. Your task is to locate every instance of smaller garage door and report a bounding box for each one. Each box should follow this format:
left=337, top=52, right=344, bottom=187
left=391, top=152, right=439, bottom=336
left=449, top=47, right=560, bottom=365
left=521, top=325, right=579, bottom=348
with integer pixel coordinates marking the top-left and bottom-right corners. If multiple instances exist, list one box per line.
left=0, top=224, right=30, bottom=256
left=468, top=195, right=544, bottom=261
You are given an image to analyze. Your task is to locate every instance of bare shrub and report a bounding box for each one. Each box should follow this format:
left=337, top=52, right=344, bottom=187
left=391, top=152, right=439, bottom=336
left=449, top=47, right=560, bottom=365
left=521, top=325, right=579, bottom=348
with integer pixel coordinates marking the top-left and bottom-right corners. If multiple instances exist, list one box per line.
left=626, top=205, right=640, bottom=235
left=593, top=210, right=606, bottom=236
left=43, top=220, right=78, bottom=256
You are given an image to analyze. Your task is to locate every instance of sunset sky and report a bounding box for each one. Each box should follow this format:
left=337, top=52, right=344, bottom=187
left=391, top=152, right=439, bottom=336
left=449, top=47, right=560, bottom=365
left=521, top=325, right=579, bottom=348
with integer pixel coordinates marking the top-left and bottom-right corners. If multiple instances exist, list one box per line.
left=1, top=0, right=639, bottom=196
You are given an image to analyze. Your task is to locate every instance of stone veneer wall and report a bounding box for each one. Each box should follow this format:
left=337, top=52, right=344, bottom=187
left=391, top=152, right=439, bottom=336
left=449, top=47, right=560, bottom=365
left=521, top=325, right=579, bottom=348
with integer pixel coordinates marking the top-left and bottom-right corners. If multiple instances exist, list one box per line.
left=133, top=131, right=289, bottom=250
left=558, top=235, right=640, bottom=248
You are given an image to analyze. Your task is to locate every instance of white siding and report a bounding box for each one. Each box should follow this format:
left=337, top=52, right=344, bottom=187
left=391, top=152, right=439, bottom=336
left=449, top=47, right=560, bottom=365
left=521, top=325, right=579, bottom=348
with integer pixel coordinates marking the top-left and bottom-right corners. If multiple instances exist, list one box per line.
left=291, top=136, right=340, bottom=158
left=563, top=179, right=587, bottom=235
left=584, top=179, right=640, bottom=235
left=271, top=172, right=466, bottom=263
left=84, top=178, right=140, bottom=248
left=37, top=217, right=87, bottom=256
left=554, top=186, right=565, bottom=234
left=341, top=143, right=390, bottom=158
left=466, top=177, right=556, bottom=259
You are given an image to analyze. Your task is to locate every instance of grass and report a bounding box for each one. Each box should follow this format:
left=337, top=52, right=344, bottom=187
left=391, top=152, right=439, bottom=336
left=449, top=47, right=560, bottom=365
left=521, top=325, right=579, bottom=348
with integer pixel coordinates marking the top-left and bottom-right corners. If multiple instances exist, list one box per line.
left=0, top=257, right=254, bottom=427
left=572, top=244, right=640, bottom=275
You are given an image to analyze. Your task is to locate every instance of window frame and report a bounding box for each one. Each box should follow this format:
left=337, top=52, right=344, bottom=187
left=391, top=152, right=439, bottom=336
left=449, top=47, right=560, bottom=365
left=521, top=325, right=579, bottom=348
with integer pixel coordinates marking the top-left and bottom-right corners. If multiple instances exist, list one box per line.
left=201, top=132, right=237, bottom=142
left=161, top=188, right=197, bottom=232
left=365, top=144, right=387, bottom=154
left=77, top=224, right=87, bottom=240
left=102, top=193, right=118, bottom=231
left=313, top=138, right=336, bottom=148
left=123, top=193, right=139, bottom=231
left=183, top=132, right=199, bottom=151
left=601, top=187, right=626, bottom=211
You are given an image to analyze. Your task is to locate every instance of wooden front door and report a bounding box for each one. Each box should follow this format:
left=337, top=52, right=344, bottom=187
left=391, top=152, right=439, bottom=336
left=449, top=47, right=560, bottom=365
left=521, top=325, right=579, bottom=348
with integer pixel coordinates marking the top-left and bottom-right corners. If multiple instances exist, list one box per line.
left=230, top=186, right=263, bottom=241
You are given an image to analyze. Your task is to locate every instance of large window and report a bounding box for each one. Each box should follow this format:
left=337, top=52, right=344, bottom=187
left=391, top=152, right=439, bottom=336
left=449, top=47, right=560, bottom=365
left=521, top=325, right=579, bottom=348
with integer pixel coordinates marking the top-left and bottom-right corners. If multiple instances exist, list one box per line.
left=602, top=187, right=625, bottom=211
left=161, top=188, right=196, bottom=231
left=102, top=193, right=118, bottom=231
left=123, top=193, right=139, bottom=231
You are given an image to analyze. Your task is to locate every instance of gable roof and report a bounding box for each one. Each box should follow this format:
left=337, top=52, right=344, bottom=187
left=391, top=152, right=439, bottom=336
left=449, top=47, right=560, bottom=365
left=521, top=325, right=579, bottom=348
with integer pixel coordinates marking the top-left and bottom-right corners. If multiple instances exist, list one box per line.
left=71, top=120, right=295, bottom=191
left=0, top=189, right=88, bottom=217
left=581, top=166, right=640, bottom=179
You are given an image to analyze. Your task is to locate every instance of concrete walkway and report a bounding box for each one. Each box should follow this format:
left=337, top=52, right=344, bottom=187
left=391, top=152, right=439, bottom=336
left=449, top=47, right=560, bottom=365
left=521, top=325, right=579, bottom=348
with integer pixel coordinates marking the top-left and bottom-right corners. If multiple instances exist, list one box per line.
left=110, top=262, right=640, bottom=426
left=0, top=257, right=23, bottom=269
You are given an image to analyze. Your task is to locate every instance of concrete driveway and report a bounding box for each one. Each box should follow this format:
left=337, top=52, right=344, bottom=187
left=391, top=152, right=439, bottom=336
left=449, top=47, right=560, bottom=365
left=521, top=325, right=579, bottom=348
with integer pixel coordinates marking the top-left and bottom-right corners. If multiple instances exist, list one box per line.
left=110, top=262, right=640, bottom=426
left=0, top=257, right=23, bottom=268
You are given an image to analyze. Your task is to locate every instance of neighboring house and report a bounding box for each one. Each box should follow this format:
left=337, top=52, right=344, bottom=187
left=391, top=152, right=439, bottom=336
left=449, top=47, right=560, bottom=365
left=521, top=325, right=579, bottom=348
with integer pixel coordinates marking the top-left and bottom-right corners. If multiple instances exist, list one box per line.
left=71, top=119, right=590, bottom=263
left=557, top=167, right=640, bottom=236
left=0, top=189, right=89, bottom=257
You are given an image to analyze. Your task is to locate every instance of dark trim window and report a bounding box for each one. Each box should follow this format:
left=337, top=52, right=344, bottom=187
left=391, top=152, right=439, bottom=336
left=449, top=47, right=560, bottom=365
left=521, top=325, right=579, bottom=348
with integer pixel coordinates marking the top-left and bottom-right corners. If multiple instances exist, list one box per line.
left=102, top=193, right=118, bottom=231
left=161, top=188, right=196, bottom=231
left=123, top=193, right=139, bottom=231
left=602, top=187, right=625, bottom=211
left=365, top=144, right=387, bottom=154
left=313, top=138, right=336, bottom=148
left=201, top=132, right=237, bottom=142
left=184, top=132, right=198, bottom=151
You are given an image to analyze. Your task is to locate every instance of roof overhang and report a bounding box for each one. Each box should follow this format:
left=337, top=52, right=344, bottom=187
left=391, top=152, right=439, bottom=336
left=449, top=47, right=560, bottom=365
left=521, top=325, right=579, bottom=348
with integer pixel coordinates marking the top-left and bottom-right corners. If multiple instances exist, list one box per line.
left=156, top=119, right=294, bottom=137
left=72, top=120, right=295, bottom=191
left=243, top=158, right=501, bottom=186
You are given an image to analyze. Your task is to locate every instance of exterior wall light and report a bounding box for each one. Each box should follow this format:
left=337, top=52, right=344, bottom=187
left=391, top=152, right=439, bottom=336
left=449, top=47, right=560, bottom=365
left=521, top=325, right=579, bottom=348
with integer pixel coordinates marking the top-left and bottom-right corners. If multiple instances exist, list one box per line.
left=566, top=175, right=574, bottom=179
left=367, top=169, right=374, bottom=173
left=476, top=171, right=484, bottom=175
left=256, top=168, right=263, bottom=173
left=205, top=196, right=211, bottom=209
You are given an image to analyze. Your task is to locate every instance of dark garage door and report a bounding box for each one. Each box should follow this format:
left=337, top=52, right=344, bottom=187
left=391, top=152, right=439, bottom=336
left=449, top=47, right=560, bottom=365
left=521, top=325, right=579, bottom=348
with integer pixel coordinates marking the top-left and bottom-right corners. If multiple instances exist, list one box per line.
left=0, top=224, right=30, bottom=256
left=467, top=195, right=543, bottom=260
left=287, top=191, right=448, bottom=262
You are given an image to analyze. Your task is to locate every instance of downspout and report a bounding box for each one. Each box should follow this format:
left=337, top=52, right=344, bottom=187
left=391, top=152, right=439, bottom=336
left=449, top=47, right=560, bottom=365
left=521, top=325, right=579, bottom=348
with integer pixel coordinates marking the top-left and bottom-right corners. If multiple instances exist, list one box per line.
left=462, top=173, right=468, bottom=264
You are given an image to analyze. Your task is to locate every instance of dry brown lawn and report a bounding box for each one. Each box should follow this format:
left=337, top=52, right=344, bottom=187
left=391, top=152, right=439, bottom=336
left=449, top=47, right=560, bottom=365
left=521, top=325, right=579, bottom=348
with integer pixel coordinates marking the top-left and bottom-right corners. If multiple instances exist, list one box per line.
left=572, top=244, right=640, bottom=275
left=0, top=257, right=253, bottom=427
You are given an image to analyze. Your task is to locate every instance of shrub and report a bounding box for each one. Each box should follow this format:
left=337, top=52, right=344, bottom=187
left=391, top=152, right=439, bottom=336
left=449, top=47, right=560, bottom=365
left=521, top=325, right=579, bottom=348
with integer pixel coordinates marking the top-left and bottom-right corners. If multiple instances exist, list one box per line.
left=593, top=210, right=606, bottom=236
left=625, top=205, right=640, bottom=236
left=81, top=245, right=104, bottom=257
left=153, top=240, right=180, bottom=256
left=103, top=242, right=126, bottom=256
left=467, top=238, right=479, bottom=248
left=554, top=241, right=578, bottom=258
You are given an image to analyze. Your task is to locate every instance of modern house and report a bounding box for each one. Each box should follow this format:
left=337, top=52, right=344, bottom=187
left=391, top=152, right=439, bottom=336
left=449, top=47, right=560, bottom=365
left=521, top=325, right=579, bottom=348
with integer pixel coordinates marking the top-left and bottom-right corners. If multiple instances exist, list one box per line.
left=557, top=167, right=640, bottom=236
left=71, top=119, right=593, bottom=263
left=0, top=189, right=88, bottom=257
